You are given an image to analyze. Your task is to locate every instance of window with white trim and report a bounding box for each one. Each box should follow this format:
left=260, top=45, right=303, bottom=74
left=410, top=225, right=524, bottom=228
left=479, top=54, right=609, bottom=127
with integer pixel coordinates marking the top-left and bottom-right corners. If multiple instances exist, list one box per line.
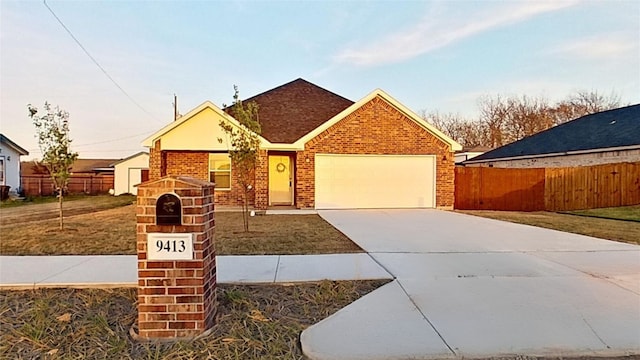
left=209, top=153, right=231, bottom=190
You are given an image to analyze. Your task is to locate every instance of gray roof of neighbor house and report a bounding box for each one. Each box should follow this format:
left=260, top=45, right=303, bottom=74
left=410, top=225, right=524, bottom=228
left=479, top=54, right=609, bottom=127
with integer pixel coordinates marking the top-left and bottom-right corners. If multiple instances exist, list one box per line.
left=467, top=104, right=640, bottom=163
left=0, top=134, right=29, bottom=155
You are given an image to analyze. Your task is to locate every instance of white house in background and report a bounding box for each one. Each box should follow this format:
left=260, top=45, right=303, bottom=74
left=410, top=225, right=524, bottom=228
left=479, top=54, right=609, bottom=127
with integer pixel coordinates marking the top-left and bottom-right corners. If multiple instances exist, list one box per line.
left=112, top=152, right=149, bottom=195
left=0, top=134, right=29, bottom=195
left=454, top=146, right=493, bottom=165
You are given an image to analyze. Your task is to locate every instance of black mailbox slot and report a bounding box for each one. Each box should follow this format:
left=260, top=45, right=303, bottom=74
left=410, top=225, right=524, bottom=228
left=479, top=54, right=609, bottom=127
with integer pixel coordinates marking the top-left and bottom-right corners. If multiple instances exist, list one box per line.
left=156, top=193, right=182, bottom=225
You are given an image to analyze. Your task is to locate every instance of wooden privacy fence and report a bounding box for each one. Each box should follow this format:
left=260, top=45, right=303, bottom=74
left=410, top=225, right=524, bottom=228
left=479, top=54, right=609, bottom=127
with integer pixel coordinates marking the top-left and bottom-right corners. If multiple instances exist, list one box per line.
left=455, top=162, right=640, bottom=211
left=21, top=175, right=114, bottom=196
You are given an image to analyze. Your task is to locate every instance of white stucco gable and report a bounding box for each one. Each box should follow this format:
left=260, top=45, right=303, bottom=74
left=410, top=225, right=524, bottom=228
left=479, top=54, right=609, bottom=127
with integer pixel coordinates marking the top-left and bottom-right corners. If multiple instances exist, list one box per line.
left=142, top=101, right=270, bottom=151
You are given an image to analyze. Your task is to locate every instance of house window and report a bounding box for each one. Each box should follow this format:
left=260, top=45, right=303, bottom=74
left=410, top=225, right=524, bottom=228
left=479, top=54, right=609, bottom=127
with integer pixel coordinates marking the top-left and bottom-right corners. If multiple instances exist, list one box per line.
left=209, top=153, right=231, bottom=190
left=0, top=157, right=4, bottom=185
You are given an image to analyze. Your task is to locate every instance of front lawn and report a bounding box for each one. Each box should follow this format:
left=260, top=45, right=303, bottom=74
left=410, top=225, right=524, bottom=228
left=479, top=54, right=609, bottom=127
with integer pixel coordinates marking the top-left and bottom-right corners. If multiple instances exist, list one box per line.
left=458, top=209, right=640, bottom=245
left=563, top=205, right=640, bottom=222
left=0, top=195, right=135, bottom=225
left=0, top=280, right=387, bottom=359
left=216, top=212, right=361, bottom=255
left=0, top=205, right=362, bottom=256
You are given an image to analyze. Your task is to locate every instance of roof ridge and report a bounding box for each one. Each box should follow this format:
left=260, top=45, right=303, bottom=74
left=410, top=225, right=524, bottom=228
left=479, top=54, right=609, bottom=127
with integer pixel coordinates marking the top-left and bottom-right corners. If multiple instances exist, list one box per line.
left=242, top=78, right=353, bottom=104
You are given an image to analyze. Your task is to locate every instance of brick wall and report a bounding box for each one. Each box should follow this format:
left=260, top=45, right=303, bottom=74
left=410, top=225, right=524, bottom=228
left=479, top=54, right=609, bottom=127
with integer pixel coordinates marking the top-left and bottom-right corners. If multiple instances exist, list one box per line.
left=149, top=140, right=162, bottom=181
left=136, top=177, right=216, bottom=339
left=254, top=150, right=269, bottom=209
left=150, top=144, right=255, bottom=207
left=296, top=96, right=455, bottom=208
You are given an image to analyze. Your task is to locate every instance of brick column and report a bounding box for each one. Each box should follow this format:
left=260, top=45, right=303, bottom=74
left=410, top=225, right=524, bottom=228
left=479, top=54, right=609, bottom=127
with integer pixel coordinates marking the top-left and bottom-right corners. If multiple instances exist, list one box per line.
left=135, top=176, right=216, bottom=340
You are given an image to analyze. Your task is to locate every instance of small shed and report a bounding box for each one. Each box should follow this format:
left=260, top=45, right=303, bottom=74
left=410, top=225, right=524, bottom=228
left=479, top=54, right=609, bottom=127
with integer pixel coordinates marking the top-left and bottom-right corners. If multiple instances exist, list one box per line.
left=113, top=152, right=149, bottom=195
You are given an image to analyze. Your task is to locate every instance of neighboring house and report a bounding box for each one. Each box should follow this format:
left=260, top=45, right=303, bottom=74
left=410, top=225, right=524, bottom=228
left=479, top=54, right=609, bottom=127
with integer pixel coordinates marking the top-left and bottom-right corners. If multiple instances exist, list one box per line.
left=454, top=146, right=492, bottom=165
left=112, top=152, right=149, bottom=195
left=464, top=104, right=640, bottom=168
left=0, top=134, right=29, bottom=195
left=21, top=158, right=117, bottom=196
left=142, top=78, right=461, bottom=210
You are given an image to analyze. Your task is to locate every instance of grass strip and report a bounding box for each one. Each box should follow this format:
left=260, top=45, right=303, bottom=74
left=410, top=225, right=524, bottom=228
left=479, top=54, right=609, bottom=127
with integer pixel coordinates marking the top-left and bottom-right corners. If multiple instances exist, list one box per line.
left=0, top=280, right=387, bottom=359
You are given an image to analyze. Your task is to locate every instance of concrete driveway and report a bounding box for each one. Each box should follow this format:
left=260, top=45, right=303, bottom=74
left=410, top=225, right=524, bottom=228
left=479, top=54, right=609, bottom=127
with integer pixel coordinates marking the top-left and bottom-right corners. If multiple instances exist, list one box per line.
left=302, top=209, right=640, bottom=359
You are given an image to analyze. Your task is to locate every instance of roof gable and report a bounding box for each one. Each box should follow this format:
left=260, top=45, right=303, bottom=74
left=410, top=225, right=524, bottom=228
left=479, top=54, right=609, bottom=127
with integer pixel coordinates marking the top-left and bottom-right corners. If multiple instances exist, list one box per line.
left=468, top=104, right=640, bottom=163
left=111, top=151, right=149, bottom=166
left=0, top=134, right=29, bottom=155
left=239, top=78, right=354, bottom=144
left=294, top=89, right=462, bottom=151
left=142, top=101, right=270, bottom=149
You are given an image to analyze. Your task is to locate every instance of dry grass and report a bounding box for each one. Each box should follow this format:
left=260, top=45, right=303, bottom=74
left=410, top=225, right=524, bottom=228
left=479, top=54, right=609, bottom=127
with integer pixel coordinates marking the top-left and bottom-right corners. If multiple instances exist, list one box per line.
left=216, top=212, right=362, bottom=255
left=0, top=205, right=137, bottom=255
left=0, top=280, right=387, bottom=359
left=0, top=195, right=136, bottom=225
left=458, top=210, right=640, bottom=245
left=0, top=205, right=361, bottom=255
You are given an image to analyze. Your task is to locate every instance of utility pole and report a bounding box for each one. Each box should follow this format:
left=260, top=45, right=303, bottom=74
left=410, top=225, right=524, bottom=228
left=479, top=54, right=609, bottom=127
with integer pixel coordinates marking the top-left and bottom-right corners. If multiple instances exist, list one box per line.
left=173, top=94, right=178, bottom=121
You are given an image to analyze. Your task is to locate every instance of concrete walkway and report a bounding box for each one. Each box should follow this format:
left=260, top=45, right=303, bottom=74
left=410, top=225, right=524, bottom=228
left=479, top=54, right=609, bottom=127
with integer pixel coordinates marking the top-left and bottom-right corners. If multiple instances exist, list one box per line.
left=0, top=253, right=392, bottom=289
left=302, top=209, right=640, bottom=360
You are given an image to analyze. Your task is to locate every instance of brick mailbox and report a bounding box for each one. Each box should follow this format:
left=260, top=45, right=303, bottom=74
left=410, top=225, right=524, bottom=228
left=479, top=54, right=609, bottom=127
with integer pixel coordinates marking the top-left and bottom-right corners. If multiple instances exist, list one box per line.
left=135, top=176, right=216, bottom=340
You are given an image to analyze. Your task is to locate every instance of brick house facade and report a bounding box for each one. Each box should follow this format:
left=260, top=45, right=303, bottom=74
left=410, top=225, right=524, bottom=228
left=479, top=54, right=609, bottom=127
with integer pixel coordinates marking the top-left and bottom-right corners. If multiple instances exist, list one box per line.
left=144, top=79, right=461, bottom=210
left=295, top=96, right=454, bottom=208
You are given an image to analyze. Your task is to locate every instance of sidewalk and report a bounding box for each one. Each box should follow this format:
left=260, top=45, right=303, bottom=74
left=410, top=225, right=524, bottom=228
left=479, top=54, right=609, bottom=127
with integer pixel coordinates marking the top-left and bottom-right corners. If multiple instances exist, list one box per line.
left=0, top=253, right=392, bottom=289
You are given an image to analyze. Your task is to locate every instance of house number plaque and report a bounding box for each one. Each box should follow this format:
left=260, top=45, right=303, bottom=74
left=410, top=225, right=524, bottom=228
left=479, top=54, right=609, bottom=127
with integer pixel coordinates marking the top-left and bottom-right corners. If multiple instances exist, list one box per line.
left=147, top=233, right=194, bottom=260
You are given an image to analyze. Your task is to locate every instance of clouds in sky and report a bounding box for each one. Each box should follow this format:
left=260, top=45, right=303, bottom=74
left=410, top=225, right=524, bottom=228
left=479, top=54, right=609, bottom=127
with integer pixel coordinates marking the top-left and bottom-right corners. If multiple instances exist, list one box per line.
left=334, top=1, right=580, bottom=66
left=550, top=33, right=637, bottom=60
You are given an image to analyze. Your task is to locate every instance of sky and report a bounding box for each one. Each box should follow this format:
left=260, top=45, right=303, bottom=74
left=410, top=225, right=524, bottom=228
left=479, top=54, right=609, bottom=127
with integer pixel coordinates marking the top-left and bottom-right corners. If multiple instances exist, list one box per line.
left=1, top=0, right=638, bottom=160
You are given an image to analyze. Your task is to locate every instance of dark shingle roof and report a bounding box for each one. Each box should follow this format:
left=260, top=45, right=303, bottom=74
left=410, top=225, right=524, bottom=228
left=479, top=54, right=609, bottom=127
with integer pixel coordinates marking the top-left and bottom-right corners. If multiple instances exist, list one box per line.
left=237, top=78, right=354, bottom=144
left=469, top=104, right=640, bottom=162
left=21, top=159, right=117, bottom=175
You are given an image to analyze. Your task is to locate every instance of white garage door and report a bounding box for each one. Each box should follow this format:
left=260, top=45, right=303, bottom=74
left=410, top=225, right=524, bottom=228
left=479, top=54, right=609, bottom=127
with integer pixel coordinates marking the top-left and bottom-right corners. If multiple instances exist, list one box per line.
left=315, top=154, right=435, bottom=209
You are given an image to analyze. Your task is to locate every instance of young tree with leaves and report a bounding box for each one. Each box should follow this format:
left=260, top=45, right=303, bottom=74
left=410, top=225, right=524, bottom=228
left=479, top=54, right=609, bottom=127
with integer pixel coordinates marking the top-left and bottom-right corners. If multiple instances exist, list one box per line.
left=28, top=102, right=78, bottom=230
left=219, top=86, right=261, bottom=232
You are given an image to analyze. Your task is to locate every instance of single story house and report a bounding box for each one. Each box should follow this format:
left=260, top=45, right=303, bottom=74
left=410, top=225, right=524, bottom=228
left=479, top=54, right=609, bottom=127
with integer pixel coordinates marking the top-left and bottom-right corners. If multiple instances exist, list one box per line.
left=142, top=79, right=461, bottom=210
left=22, top=158, right=117, bottom=176
left=21, top=158, right=116, bottom=196
left=0, top=134, right=29, bottom=196
left=112, top=151, right=149, bottom=195
left=464, top=104, right=640, bottom=168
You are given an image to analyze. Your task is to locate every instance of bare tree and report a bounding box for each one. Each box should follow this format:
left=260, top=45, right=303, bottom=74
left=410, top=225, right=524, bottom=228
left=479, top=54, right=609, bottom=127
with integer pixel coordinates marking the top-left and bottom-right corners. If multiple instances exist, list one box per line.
left=421, top=110, right=489, bottom=148
left=422, top=89, right=622, bottom=149
left=552, top=90, right=621, bottom=124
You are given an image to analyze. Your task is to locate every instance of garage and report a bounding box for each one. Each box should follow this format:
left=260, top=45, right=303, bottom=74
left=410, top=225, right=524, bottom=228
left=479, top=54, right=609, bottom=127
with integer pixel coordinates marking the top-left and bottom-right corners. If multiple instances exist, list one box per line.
left=314, top=154, right=435, bottom=209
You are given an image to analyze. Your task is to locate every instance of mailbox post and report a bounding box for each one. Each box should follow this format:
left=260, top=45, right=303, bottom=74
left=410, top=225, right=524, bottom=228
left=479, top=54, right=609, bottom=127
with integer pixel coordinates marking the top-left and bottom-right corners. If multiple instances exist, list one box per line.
left=135, top=176, right=216, bottom=340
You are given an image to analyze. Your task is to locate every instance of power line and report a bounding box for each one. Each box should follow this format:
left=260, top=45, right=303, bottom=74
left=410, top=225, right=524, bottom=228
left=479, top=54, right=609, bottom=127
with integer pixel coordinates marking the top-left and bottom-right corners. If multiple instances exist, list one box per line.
left=42, top=0, right=162, bottom=123
left=72, top=131, right=154, bottom=148
left=27, top=131, right=154, bottom=152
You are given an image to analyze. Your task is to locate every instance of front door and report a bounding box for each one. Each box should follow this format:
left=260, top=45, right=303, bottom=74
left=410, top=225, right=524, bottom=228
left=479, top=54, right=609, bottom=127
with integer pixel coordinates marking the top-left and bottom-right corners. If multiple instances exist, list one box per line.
left=269, top=155, right=293, bottom=205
